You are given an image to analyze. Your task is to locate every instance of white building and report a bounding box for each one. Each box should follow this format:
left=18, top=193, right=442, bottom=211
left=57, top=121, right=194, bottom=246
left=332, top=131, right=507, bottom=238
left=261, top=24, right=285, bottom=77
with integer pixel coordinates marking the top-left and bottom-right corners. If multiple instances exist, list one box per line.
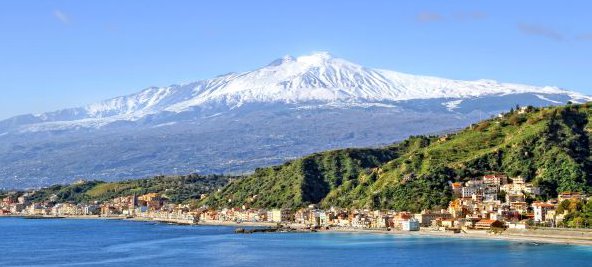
left=483, top=174, right=507, bottom=186
left=268, top=209, right=291, bottom=223
left=462, top=187, right=478, bottom=198
left=401, top=218, right=420, bottom=231
left=532, top=202, right=555, bottom=223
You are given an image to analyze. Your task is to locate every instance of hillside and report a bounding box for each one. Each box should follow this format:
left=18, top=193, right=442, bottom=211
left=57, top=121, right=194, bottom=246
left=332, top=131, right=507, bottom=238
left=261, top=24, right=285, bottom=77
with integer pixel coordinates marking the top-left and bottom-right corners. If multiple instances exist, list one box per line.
left=25, top=174, right=234, bottom=205
left=204, top=147, right=401, bottom=208
left=1, top=52, right=589, bottom=189
left=204, top=103, right=592, bottom=212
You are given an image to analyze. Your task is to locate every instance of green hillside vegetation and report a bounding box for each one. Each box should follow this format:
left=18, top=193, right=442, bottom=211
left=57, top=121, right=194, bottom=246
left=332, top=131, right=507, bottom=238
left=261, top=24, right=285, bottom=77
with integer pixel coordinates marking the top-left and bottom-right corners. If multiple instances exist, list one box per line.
left=28, top=174, right=234, bottom=204
left=556, top=197, right=592, bottom=228
left=203, top=147, right=400, bottom=208
left=204, top=103, right=592, bottom=212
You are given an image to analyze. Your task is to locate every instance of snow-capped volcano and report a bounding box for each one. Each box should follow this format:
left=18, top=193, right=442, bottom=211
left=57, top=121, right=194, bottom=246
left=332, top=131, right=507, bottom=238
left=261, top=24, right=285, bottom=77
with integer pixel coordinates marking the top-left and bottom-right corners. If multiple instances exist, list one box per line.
left=18, top=51, right=585, bottom=129
left=0, top=52, right=588, bottom=188
left=177, top=51, right=576, bottom=105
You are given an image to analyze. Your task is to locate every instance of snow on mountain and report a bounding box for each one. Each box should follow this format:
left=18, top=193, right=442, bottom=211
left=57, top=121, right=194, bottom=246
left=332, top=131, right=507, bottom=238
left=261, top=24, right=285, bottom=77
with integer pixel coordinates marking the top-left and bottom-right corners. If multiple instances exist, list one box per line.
left=6, top=52, right=590, bottom=132
left=2, top=52, right=591, bottom=188
left=162, top=51, right=585, bottom=112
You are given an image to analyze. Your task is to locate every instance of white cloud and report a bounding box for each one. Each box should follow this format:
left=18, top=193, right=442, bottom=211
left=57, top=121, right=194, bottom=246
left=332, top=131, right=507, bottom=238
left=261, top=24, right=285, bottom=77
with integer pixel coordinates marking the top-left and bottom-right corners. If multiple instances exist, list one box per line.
left=517, top=23, right=563, bottom=41
left=577, top=34, right=592, bottom=41
left=417, top=11, right=487, bottom=23
left=53, top=9, right=69, bottom=24
left=417, top=11, right=443, bottom=23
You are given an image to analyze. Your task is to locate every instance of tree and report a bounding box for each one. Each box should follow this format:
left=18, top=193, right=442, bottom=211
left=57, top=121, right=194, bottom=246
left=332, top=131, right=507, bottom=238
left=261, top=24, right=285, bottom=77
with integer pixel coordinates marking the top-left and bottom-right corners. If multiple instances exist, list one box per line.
left=569, top=200, right=583, bottom=212
left=569, top=216, right=585, bottom=228
left=557, top=199, right=571, bottom=214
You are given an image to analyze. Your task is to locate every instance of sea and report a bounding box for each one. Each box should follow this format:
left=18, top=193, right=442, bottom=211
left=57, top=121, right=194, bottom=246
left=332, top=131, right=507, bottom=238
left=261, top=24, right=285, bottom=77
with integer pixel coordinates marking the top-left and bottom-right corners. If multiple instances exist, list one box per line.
left=1, top=217, right=592, bottom=267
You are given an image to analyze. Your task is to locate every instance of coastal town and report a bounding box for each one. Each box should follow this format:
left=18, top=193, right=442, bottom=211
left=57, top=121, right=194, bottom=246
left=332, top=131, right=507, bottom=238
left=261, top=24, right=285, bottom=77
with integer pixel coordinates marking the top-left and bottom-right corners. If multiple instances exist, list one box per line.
left=0, top=173, right=588, bottom=234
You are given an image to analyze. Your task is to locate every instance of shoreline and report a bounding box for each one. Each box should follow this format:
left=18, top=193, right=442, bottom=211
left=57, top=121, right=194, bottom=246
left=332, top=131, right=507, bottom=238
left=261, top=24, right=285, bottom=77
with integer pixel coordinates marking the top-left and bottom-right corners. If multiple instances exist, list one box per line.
left=323, top=227, right=592, bottom=246
left=4, top=215, right=592, bottom=246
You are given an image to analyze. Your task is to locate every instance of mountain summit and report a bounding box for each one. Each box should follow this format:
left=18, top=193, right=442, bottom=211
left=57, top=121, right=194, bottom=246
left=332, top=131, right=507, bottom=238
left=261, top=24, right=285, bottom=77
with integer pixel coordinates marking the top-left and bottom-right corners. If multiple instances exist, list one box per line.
left=0, top=52, right=589, bottom=188
left=4, top=52, right=586, bottom=133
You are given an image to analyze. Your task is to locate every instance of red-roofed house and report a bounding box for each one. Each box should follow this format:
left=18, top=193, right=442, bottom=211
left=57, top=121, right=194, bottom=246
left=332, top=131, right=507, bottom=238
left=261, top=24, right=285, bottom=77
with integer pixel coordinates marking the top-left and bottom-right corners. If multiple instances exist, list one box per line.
left=474, top=219, right=504, bottom=230
left=451, top=182, right=463, bottom=196
left=558, top=192, right=587, bottom=202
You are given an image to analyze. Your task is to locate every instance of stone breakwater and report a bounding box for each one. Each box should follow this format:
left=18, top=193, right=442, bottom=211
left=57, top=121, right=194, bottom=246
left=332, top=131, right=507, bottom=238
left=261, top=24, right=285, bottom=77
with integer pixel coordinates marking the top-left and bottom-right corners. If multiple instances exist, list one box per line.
left=234, top=225, right=311, bottom=234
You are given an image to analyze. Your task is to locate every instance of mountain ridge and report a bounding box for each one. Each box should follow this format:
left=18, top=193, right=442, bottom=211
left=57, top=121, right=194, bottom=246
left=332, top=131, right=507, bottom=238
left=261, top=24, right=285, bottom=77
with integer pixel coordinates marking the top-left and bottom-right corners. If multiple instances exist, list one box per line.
left=0, top=52, right=590, bottom=189
left=203, top=103, right=592, bottom=211
left=2, top=52, right=588, bottom=134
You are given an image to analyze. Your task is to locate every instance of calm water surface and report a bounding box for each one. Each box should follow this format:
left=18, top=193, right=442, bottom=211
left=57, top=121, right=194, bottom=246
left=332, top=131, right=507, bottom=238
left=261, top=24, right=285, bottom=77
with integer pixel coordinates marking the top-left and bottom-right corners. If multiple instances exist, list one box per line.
left=1, top=217, right=592, bottom=267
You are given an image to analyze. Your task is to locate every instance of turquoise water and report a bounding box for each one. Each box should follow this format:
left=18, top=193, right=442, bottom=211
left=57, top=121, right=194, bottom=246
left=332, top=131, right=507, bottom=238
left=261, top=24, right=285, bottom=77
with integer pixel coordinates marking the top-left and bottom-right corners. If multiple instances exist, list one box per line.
left=1, top=218, right=592, bottom=266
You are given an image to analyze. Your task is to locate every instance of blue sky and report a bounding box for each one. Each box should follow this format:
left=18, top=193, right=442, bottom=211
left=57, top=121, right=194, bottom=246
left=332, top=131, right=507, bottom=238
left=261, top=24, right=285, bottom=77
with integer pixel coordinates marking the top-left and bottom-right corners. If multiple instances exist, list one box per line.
left=0, top=1, right=591, bottom=119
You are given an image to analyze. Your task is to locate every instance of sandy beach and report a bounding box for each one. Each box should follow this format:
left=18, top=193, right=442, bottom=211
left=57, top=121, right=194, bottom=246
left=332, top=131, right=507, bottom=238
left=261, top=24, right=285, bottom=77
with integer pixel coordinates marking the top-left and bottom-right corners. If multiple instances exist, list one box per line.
left=7, top=215, right=592, bottom=246
left=324, top=227, right=592, bottom=246
left=195, top=219, right=592, bottom=246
